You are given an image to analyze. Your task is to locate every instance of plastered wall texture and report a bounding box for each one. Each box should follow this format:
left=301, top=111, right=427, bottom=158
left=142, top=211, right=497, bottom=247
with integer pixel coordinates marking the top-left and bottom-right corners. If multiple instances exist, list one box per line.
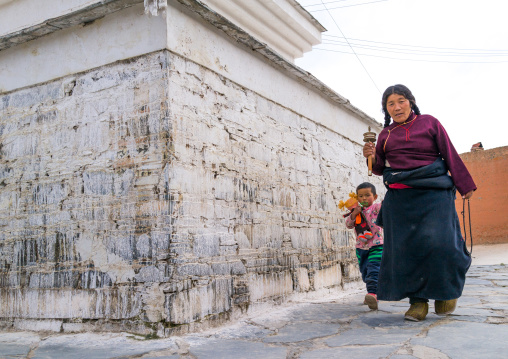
left=0, top=50, right=371, bottom=336
left=455, top=146, right=508, bottom=245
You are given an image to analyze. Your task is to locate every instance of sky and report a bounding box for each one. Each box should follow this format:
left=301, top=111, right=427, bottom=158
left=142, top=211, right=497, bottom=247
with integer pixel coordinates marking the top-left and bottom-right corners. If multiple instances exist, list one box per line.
left=295, top=0, right=508, bottom=154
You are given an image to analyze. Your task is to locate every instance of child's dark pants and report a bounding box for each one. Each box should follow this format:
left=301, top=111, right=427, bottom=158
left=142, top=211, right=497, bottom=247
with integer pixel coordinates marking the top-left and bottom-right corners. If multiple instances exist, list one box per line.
left=356, top=245, right=383, bottom=294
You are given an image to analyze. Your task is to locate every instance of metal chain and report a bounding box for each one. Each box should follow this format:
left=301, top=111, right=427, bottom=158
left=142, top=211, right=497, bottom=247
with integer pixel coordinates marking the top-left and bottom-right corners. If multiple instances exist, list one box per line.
left=461, top=198, right=473, bottom=254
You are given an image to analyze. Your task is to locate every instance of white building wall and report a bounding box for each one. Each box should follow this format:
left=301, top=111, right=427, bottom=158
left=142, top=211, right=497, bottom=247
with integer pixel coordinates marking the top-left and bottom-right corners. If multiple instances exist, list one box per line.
left=0, top=0, right=383, bottom=335
left=0, top=0, right=104, bottom=36
left=0, top=0, right=378, bottom=146
left=0, top=3, right=166, bottom=93
left=166, top=1, right=373, bottom=147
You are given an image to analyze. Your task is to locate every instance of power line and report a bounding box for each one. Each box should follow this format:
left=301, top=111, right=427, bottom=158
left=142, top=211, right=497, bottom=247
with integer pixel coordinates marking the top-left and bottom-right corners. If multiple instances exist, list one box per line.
left=306, top=0, right=364, bottom=7
left=318, top=0, right=382, bottom=94
left=314, top=47, right=508, bottom=63
left=323, top=35, right=508, bottom=53
left=305, top=0, right=388, bottom=12
left=321, top=39, right=508, bottom=57
left=309, top=0, right=388, bottom=12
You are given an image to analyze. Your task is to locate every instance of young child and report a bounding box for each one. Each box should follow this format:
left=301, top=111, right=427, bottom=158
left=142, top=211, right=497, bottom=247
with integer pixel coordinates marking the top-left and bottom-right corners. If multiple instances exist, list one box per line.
left=345, top=182, right=383, bottom=310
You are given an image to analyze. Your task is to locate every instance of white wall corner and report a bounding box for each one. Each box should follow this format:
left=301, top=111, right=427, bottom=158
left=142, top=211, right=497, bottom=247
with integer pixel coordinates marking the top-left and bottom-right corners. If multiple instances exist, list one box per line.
left=144, top=0, right=167, bottom=16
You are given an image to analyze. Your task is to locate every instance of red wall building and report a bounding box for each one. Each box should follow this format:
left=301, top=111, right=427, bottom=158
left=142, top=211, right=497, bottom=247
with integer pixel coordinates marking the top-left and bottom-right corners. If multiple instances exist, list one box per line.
left=455, top=145, right=508, bottom=245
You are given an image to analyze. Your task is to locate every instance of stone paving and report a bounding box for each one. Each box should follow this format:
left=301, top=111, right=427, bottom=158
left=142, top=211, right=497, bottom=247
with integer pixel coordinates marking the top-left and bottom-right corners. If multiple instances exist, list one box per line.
left=1, top=264, right=508, bottom=359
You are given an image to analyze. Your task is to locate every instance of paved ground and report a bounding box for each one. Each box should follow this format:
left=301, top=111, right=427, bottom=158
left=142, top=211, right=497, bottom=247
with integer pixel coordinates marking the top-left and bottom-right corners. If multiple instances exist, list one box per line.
left=1, top=245, right=508, bottom=359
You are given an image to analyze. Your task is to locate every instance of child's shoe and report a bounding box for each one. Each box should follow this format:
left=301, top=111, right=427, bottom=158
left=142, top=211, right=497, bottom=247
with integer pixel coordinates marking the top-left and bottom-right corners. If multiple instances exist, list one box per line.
left=435, top=299, right=457, bottom=315
left=404, top=302, right=428, bottom=321
left=364, top=293, right=378, bottom=310
left=358, top=234, right=368, bottom=243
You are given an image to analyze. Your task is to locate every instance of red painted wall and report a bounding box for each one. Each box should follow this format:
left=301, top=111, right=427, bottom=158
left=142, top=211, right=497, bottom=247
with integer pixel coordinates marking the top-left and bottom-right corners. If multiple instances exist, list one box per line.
left=455, top=146, right=508, bottom=245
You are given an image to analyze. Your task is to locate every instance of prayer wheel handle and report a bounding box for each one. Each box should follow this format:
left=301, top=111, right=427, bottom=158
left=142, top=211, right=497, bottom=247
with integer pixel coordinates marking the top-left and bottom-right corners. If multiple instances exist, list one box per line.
left=363, top=126, right=377, bottom=176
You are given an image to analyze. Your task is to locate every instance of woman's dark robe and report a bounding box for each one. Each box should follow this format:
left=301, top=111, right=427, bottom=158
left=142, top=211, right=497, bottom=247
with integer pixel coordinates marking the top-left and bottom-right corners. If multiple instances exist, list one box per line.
left=373, top=113, right=475, bottom=301
left=377, top=158, right=471, bottom=300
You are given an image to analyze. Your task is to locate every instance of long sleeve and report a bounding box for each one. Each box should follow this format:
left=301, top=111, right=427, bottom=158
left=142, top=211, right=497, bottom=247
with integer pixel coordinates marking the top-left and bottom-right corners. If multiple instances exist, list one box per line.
left=433, top=120, right=477, bottom=195
left=371, top=114, right=477, bottom=196
left=372, top=139, right=387, bottom=176
left=345, top=213, right=355, bottom=229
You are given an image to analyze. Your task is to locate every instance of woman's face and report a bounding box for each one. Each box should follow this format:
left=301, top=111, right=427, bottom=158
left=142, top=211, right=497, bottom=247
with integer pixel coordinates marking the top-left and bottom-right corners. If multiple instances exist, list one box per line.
left=386, top=94, right=412, bottom=123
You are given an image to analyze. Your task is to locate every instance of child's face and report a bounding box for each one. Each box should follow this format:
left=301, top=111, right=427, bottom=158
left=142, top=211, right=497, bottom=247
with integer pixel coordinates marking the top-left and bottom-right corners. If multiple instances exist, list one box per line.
left=357, top=188, right=377, bottom=207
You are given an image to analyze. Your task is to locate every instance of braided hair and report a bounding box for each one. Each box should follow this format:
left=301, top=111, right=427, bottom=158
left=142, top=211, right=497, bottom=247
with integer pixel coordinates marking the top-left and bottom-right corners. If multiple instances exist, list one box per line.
left=381, top=84, right=421, bottom=128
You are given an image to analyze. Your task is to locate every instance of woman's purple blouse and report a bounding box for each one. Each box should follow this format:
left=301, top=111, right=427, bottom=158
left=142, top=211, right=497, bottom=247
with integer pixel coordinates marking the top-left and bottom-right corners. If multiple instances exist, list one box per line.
left=372, top=114, right=477, bottom=196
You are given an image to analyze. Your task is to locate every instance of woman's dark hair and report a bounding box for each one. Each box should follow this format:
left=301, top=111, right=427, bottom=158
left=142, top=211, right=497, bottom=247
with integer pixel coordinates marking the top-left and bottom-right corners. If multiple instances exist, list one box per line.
left=357, top=182, right=376, bottom=195
left=381, top=84, right=421, bottom=128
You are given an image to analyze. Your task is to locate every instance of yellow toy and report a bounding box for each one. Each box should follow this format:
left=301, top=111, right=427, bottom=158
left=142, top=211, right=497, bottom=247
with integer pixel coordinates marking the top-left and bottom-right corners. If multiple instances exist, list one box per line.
left=338, top=192, right=359, bottom=212
left=339, top=192, right=373, bottom=243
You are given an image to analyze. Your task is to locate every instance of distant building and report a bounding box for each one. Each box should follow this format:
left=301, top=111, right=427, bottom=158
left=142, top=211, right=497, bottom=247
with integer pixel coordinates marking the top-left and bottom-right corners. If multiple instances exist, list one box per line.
left=456, top=145, right=508, bottom=246
left=0, top=0, right=382, bottom=335
left=470, top=142, right=484, bottom=151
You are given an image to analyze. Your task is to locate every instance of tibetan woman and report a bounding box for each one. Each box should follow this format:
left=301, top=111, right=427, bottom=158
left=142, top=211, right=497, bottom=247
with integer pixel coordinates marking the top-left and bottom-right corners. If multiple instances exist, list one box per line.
left=363, top=84, right=476, bottom=321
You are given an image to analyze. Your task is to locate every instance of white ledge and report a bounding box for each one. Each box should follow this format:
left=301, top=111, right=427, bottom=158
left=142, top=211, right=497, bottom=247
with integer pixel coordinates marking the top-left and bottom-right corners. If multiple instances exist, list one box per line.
left=0, top=0, right=143, bottom=51
left=200, top=0, right=325, bottom=62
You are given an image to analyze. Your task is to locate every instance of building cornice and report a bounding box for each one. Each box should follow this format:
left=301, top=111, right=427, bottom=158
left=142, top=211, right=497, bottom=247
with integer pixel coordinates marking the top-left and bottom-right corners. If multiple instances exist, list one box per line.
left=200, top=0, right=325, bottom=62
left=0, top=0, right=142, bottom=51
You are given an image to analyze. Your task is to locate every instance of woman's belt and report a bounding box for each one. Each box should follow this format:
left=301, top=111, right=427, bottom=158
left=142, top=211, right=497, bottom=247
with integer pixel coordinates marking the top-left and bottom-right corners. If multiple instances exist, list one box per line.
left=383, top=158, right=455, bottom=190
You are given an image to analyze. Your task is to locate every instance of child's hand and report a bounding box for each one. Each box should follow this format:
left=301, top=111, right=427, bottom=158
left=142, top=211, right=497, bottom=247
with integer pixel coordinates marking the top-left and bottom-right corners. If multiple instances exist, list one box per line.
left=351, top=206, right=361, bottom=218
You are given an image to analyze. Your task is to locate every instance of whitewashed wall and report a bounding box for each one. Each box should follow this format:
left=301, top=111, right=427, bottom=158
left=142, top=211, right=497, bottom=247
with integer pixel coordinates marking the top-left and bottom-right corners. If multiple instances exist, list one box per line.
left=0, top=3, right=166, bottom=93
left=0, top=1, right=378, bottom=146
left=0, top=0, right=384, bottom=335
left=166, top=1, right=374, bottom=147
left=0, top=0, right=110, bottom=36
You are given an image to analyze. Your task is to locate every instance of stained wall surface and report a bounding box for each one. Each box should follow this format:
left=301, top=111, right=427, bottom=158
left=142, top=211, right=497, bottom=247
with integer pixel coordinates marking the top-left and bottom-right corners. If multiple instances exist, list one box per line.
left=455, top=146, right=508, bottom=245
left=0, top=49, right=380, bottom=335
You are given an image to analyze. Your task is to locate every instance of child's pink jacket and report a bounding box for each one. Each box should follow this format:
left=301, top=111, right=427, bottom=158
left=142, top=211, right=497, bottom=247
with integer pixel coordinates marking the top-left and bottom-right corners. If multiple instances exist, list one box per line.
left=345, top=202, right=383, bottom=250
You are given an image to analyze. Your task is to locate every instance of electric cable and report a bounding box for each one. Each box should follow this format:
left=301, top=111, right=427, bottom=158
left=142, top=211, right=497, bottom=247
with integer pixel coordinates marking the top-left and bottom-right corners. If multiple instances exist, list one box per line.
left=313, top=47, right=508, bottom=63
left=306, top=0, right=368, bottom=7
left=308, top=0, right=389, bottom=11
left=320, top=39, right=508, bottom=57
left=319, top=0, right=382, bottom=94
left=323, top=35, right=508, bottom=53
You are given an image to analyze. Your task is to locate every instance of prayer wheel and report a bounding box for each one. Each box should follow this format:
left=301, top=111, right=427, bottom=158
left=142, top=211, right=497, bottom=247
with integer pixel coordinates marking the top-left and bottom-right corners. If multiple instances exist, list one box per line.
left=363, top=126, right=377, bottom=176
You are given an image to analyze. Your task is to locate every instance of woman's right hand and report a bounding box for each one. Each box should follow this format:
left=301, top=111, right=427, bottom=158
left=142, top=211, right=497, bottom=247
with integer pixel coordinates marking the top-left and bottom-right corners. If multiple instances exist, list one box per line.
left=363, top=142, right=376, bottom=163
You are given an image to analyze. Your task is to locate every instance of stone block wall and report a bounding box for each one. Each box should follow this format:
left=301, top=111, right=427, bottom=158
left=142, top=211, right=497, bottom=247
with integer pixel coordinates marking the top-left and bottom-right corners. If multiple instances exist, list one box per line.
left=0, top=50, right=372, bottom=335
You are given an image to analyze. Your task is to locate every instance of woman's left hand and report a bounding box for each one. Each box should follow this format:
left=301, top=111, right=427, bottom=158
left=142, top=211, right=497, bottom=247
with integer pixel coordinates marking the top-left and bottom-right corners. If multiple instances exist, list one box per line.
left=462, top=190, right=474, bottom=199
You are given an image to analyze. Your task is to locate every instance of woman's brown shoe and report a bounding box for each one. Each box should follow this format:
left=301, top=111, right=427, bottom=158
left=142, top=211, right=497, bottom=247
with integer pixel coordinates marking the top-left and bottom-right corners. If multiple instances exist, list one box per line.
left=404, top=302, right=429, bottom=321
left=435, top=299, right=457, bottom=315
